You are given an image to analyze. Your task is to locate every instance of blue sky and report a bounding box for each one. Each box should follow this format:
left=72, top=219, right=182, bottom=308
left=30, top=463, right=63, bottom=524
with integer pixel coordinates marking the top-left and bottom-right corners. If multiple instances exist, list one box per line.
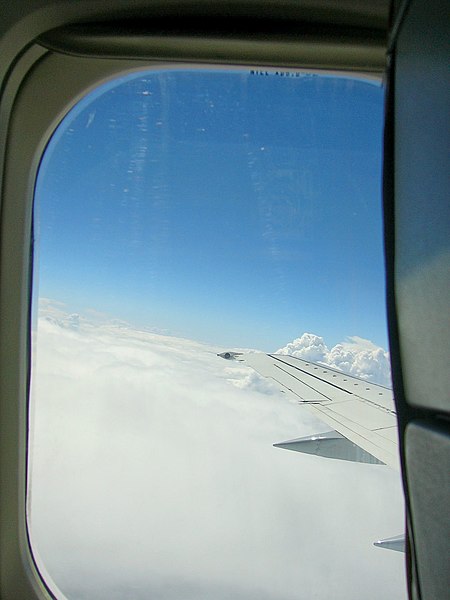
left=34, top=68, right=386, bottom=350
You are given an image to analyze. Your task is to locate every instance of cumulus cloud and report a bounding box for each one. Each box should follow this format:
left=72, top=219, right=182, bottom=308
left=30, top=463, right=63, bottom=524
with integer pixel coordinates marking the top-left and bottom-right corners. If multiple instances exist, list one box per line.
left=277, top=333, right=392, bottom=387
left=276, top=332, right=328, bottom=362
left=28, top=301, right=404, bottom=600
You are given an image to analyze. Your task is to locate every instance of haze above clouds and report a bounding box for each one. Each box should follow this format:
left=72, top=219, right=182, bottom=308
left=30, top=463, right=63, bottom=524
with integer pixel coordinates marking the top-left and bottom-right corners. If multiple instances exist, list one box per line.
left=29, top=301, right=404, bottom=600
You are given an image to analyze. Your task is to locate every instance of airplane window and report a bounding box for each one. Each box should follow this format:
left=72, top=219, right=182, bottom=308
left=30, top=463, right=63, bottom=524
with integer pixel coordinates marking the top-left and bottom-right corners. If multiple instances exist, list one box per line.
left=29, top=69, right=406, bottom=599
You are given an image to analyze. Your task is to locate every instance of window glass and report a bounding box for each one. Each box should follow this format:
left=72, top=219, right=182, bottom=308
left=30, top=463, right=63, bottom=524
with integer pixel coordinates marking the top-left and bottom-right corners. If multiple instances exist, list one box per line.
left=29, top=68, right=406, bottom=599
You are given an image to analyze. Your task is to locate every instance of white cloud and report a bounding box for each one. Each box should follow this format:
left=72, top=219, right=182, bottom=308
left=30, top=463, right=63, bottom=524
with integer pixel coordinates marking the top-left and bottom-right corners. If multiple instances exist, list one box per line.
left=28, top=302, right=404, bottom=599
left=277, top=333, right=392, bottom=387
left=276, top=332, right=328, bottom=362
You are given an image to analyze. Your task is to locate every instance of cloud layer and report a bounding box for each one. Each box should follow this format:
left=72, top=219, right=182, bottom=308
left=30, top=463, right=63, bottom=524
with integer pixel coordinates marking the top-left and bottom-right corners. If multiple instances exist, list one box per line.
left=277, top=333, right=392, bottom=387
left=28, top=302, right=404, bottom=600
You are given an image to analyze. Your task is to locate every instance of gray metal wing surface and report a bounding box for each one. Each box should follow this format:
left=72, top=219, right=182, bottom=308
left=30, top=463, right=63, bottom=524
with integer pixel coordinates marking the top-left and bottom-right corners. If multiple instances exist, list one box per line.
left=220, top=352, right=399, bottom=470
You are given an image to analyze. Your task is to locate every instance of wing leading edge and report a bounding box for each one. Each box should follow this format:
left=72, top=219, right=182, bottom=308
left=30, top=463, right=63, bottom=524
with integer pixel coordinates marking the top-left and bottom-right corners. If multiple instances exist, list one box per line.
left=219, top=352, right=399, bottom=470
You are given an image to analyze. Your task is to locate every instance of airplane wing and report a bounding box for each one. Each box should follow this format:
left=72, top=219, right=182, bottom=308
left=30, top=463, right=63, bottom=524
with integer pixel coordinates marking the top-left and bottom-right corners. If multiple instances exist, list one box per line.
left=219, top=352, right=399, bottom=470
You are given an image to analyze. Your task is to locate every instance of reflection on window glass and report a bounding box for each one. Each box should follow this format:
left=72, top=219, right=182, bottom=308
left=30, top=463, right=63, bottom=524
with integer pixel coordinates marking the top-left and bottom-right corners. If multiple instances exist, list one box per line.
left=29, top=69, right=406, bottom=599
